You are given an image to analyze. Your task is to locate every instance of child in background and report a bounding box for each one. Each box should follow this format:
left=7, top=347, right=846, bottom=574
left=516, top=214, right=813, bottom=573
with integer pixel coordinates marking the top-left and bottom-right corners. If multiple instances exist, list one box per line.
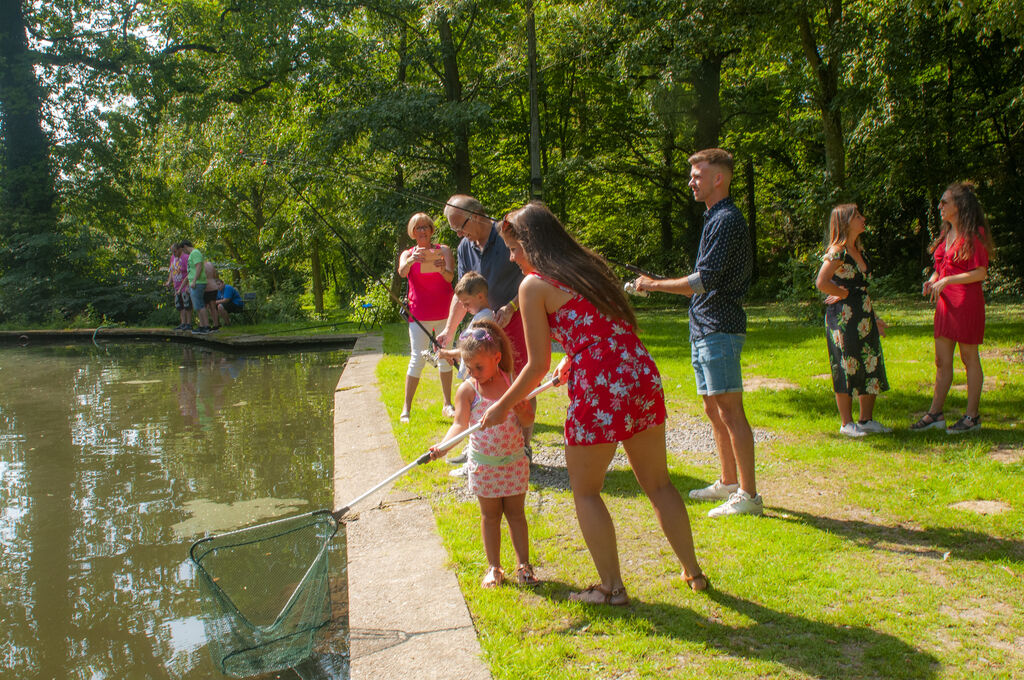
left=429, top=319, right=539, bottom=588
left=913, top=182, right=994, bottom=433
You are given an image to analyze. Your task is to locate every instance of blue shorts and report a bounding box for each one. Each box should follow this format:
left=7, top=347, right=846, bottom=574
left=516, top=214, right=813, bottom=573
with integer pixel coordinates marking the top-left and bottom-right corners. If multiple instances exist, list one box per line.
left=691, top=333, right=745, bottom=395
left=189, top=285, right=205, bottom=311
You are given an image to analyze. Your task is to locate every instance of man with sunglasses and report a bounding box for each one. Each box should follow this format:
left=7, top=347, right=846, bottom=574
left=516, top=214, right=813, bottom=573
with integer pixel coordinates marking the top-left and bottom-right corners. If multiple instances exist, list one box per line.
left=437, top=195, right=527, bottom=371
left=438, top=194, right=533, bottom=462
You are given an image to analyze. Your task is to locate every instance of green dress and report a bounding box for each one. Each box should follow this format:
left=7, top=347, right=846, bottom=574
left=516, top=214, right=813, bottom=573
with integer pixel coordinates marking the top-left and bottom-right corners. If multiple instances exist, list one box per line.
left=823, top=249, right=889, bottom=397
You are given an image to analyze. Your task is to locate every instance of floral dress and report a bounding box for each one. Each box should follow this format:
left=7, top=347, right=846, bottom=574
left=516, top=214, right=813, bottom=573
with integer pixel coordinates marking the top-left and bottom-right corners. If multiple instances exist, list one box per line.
left=466, top=371, right=530, bottom=498
left=823, top=249, right=889, bottom=397
left=530, top=273, right=666, bottom=446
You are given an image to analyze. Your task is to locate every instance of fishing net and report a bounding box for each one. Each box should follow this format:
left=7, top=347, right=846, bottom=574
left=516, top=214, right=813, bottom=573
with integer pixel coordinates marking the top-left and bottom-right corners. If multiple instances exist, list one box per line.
left=190, top=509, right=342, bottom=678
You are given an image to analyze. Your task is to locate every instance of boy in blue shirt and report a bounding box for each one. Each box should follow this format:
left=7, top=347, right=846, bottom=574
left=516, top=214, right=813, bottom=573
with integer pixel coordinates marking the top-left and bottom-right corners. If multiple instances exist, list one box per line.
left=214, top=279, right=244, bottom=328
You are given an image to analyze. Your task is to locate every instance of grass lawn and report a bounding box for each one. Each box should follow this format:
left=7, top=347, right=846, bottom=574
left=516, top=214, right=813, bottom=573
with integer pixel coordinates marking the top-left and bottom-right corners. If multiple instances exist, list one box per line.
left=375, top=300, right=1023, bottom=679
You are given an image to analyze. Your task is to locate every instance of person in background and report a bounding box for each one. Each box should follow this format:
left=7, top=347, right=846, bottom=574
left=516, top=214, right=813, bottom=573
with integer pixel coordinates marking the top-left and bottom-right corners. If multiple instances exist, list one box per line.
left=214, top=278, right=245, bottom=327
left=203, top=260, right=221, bottom=331
left=165, top=242, right=193, bottom=331
left=633, top=148, right=762, bottom=518
left=482, top=202, right=707, bottom=605
left=912, top=182, right=994, bottom=434
left=181, top=241, right=211, bottom=334
left=430, top=320, right=539, bottom=589
left=815, top=204, right=891, bottom=437
left=398, top=212, right=456, bottom=423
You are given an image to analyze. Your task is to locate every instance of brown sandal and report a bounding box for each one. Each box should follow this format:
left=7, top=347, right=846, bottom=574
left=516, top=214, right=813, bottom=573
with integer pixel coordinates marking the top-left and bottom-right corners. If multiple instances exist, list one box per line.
left=513, top=563, right=541, bottom=587
left=683, top=570, right=709, bottom=592
left=481, top=566, right=504, bottom=588
left=568, top=583, right=629, bottom=606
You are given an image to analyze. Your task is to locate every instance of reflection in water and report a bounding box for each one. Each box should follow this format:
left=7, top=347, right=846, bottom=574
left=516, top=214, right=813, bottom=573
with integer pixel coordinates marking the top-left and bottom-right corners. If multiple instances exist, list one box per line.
left=0, top=344, right=349, bottom=679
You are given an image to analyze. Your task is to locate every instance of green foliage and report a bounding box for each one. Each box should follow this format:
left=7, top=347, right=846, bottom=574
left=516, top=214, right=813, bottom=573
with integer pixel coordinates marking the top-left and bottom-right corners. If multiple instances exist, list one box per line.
left=2, top=0, right=1022, bottom=323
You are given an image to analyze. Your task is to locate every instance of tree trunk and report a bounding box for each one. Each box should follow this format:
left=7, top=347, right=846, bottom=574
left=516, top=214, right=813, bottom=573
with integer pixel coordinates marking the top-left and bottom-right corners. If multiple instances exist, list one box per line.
left=0, top=0, right=60, bottom=316
left=438, top=15, right=472, bottom=193
left=658, top=129, right=675, bottom=253
left=684, top=53, right=727, bottom=268
left=526, top=0, right=543, bottom=200
left=745, top=157, right=759, bottom=283
left=311, top=237, right=324, bottom=314
left=797, top=7, right=846, bottom=191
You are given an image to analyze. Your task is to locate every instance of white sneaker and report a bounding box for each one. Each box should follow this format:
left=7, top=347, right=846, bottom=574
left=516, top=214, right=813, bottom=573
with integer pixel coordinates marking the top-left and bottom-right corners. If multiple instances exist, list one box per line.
left=708, top=489, right=764, bottom=518
left=839, top=422, right=866, bottom=437
left=449, top=462, right=470, bottom=477
left=447, top=451, right=467, bottom=465
left=688, top=479, right=740, bottom=501
left=857, top=419, right=892, bottom=434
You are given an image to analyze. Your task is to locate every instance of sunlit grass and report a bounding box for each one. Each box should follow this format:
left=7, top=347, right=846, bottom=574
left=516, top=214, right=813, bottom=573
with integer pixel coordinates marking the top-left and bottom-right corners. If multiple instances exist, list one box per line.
left=378, top=302, right=1024, bottom=679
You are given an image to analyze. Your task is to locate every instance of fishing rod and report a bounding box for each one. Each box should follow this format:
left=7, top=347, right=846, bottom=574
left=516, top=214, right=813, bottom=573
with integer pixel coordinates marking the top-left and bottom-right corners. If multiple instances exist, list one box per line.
left=604, top=258, right=667, bottom=298
left=289, top=179, right=451, bottom=353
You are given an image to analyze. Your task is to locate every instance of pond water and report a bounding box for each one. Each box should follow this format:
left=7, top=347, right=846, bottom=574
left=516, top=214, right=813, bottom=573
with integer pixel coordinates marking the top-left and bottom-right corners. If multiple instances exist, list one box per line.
left=0, top=343, right=351, bottom=679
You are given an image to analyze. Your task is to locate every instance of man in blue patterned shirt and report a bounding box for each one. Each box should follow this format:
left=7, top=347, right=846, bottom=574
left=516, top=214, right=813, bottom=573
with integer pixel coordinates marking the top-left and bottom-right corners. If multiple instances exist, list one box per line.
left=634, top=148, right=763, bottom=517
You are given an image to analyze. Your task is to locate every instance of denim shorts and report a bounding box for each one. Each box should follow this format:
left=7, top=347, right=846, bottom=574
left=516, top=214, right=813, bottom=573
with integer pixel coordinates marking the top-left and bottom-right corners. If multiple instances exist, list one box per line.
left=189, top=284, right=205, bottom=311
left=691, top=332, right=746, bottom=395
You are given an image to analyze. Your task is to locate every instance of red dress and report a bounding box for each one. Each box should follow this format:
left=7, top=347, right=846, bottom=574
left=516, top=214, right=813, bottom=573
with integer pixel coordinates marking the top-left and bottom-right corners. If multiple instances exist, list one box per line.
left=530, top=273, right=666, bottom=446
left=933, top=233, right=988, bottom=345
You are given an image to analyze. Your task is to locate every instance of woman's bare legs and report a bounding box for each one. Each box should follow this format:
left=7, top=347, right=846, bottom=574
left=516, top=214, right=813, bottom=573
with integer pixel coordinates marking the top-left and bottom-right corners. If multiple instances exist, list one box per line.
left=502, top=494, right=530, bottom=566
left=857, top=394, right=877, bottom=421
left=959, top=342, right=983, bottom=417
left=835, top=393, right=854, bottom=426
left=565, top=442, right=621, bottom=591
left=928, top=336, right=956, bottom=415
left=622, top=423, right=703, bottom=581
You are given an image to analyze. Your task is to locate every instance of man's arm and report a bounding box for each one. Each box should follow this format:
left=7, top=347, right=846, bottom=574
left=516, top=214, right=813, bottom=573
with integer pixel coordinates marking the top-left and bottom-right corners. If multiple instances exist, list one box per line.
left=436, top=294, right=467, bottom=347
left=635, top=274, right=700, bottom=298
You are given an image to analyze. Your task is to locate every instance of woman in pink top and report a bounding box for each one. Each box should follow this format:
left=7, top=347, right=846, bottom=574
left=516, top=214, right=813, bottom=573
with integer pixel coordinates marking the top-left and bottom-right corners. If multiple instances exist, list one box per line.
left=913, top=182, right=995, bottom=434
left=398, top=213, right=456, bottom=422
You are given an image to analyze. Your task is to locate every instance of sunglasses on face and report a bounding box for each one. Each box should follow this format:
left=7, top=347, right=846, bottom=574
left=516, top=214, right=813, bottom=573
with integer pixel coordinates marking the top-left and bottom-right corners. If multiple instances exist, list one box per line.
left=449, top=216, right=471, bottom=232
left=460, top=328, right=492, bottom=342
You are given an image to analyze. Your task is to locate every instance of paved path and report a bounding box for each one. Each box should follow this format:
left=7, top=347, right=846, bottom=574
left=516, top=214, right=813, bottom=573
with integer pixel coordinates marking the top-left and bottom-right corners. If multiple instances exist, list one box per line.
left=333, top=335, right=491, bottom=680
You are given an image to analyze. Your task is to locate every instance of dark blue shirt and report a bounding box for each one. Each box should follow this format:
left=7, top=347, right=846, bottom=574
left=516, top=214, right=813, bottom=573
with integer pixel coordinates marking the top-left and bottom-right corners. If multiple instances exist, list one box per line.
left=686, top=197, right=752, bottom=341
left=456, top=222, right=523, bottom=310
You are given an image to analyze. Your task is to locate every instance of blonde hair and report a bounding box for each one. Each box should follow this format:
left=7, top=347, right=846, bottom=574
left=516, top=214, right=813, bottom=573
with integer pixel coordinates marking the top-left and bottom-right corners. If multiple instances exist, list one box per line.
left=406, top=212, right=435, bottom=240
left=827, top=204, right=860, bottom=252
left=458, top=319, right=514, bottom=374
left=454, top=271, right=488, bottom=297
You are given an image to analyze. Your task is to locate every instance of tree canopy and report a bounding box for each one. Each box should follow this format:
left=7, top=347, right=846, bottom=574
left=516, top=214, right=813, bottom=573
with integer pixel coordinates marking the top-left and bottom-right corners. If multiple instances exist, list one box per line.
left=2, top=0, right=1021, bottom=323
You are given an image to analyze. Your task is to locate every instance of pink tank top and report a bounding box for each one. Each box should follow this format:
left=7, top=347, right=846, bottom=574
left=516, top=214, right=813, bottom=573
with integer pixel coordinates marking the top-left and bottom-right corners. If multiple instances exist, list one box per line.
left=406, top=245, right=453, bottom=321
left=468, top=371, right=524, bottom=460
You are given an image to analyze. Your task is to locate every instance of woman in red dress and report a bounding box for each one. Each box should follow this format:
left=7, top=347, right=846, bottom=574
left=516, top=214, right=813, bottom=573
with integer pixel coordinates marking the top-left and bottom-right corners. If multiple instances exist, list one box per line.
left=480, top=201, right=706, bottom=605
left=912, top=183, right=994, bottom=434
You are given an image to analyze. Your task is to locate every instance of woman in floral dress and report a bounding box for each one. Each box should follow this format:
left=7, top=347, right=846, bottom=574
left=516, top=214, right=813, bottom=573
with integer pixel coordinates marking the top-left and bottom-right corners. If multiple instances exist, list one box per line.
left=815, top=204, right=891, bottom=437
left=479, top=201, right=706, bottom=606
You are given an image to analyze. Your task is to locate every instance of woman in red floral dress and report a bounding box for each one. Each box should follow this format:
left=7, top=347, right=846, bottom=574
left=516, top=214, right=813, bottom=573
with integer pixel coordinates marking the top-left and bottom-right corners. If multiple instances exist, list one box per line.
left=480, top=202, right=706, bottom=605
left=912, top=182, right=994, bottom=434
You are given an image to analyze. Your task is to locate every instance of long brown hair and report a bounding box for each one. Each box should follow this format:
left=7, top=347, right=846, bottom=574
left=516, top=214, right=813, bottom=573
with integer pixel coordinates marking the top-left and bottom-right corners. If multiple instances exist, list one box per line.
left=458, top=318, right=514, bottom=375
left=827, top=204, right=861, bottom=252
left=931, top=182, right=995, bottom=261
left=502, top=202, right=637, bottom=327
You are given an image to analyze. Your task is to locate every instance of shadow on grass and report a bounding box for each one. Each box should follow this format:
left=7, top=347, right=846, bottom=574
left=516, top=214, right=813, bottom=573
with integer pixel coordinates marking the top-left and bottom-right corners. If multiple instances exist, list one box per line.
left=770, top=506, right=1024, bottom=564
left=539, top=581, right=939, bottom=679
left=530, top=461, right=705, bottom=499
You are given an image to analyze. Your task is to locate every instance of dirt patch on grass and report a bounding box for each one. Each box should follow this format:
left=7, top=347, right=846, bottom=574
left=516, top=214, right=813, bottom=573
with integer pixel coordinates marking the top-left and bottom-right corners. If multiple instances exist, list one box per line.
left=744, top=375, right=800, bottom=391
left=980, top=346, right=1024, bottom=363
left=948, top=500, right=1012, bottom=515
left=990, top=445, right=1024, bottom=465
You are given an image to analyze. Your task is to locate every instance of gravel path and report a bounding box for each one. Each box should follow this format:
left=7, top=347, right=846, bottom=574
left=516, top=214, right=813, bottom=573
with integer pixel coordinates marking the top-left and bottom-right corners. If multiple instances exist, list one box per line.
left=435, top=417, right=777, bottom=503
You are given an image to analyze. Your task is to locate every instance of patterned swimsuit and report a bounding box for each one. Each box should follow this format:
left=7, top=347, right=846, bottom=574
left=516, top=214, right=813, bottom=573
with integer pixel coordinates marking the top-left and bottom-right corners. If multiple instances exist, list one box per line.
left=530, top=273, right=666, bottom=446
left=466, top=371, right=530, bottom=498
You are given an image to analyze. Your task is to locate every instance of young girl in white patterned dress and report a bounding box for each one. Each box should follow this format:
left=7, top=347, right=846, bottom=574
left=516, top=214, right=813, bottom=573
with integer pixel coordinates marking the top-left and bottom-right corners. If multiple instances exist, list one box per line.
left=430, top=319, right=539, bottom=588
